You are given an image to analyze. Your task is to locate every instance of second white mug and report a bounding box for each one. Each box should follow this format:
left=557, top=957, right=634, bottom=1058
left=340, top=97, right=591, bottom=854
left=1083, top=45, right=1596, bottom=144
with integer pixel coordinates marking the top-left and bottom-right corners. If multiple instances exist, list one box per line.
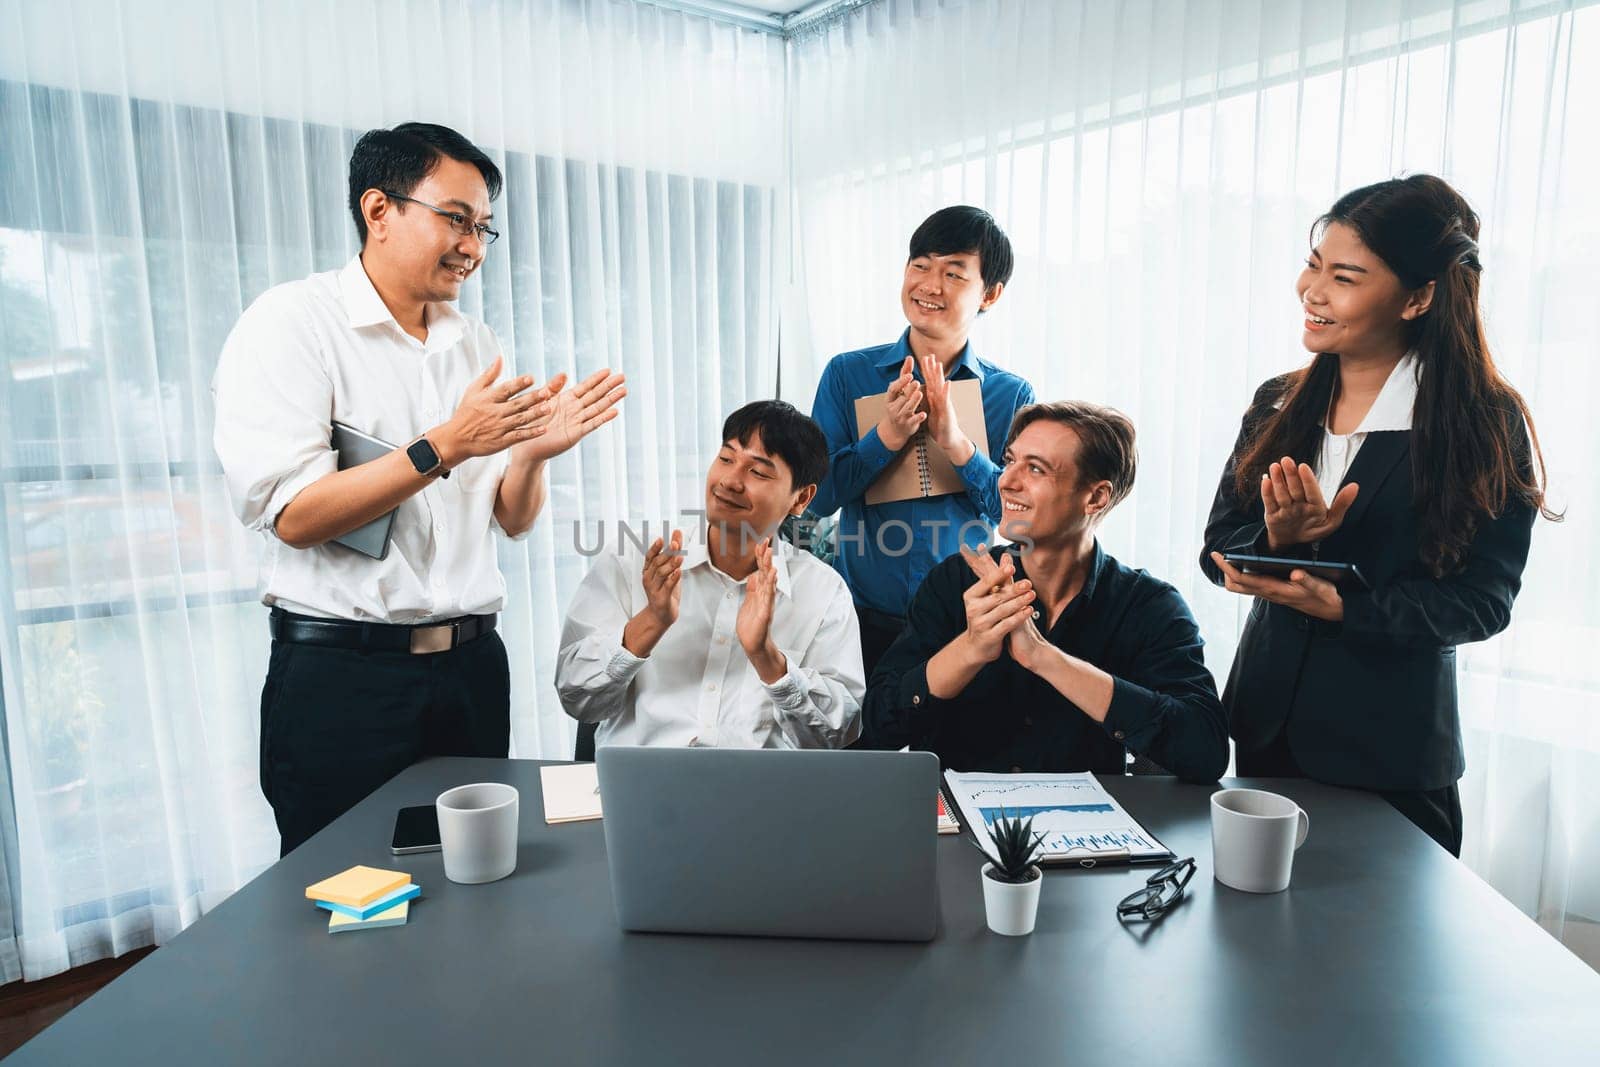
left=1211, top=788, right=1309, bottom=894
left=437, top=782, right=520, bottom=885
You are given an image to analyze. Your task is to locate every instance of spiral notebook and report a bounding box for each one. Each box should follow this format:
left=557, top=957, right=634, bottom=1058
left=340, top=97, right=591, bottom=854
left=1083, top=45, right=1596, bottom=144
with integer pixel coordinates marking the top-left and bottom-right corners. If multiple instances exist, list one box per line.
left=853, top=379, right=988, bottom=505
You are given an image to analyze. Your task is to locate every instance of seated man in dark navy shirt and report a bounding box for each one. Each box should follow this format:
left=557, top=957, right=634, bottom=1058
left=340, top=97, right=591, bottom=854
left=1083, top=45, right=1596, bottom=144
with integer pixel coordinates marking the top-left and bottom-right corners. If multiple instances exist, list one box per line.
left=864, top=401, right=1228, bottom=782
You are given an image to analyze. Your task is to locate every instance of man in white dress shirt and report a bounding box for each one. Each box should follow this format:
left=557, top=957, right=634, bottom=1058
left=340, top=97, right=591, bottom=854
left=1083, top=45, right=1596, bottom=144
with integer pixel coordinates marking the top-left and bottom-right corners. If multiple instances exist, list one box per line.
left=557, top=401, right=865, bottom=749
left=213, top=123, right=625, bottom=854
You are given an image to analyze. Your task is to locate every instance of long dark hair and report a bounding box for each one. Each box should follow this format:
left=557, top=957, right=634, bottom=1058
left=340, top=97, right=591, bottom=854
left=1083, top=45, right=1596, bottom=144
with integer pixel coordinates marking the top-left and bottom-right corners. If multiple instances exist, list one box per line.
left=1234, top=174, right=1558, bottom=576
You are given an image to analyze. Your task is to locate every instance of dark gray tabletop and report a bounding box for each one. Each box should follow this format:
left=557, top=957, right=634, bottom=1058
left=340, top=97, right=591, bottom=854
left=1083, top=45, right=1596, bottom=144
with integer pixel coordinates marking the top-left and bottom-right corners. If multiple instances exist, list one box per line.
left=12, top=758, right=1598, bottom=1065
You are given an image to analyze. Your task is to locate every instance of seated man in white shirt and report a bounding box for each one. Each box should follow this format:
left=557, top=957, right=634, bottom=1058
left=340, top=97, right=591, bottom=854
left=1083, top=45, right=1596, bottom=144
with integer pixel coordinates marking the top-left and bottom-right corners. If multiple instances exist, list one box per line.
left=558, top=401, right=865, bottom=748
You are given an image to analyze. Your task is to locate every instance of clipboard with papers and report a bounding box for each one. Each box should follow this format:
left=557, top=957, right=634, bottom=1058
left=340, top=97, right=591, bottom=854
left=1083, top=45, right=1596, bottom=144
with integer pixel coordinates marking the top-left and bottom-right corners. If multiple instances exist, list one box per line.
left=943, top=770, right=1175, bottom=868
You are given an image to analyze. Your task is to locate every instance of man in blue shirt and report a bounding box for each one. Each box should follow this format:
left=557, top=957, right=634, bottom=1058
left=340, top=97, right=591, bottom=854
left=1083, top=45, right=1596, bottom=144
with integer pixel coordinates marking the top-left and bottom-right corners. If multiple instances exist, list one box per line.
left=808, top=206, right=1036, bottom=690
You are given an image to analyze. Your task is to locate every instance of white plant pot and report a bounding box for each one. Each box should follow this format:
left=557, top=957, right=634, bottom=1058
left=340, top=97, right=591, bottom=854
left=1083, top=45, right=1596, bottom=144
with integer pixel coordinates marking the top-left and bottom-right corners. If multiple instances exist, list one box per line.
left=982, top=863, right=1043, bottom=936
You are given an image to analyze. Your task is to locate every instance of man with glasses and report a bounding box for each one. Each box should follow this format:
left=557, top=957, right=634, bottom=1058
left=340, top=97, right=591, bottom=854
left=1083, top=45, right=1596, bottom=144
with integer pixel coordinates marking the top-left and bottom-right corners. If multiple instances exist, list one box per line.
left=213, top=122, right=626, bottom=855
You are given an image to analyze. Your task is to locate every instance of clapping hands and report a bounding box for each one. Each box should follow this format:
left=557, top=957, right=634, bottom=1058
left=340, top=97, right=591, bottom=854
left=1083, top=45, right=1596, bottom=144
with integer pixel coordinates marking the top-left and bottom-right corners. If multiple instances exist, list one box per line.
left=876, top=356, right=926, bottom=452
left=1260, top=457, right=1358, bottom=550
left=518, top=367, right=628, bottom=463
left=736, top=539, right=788, bottom=684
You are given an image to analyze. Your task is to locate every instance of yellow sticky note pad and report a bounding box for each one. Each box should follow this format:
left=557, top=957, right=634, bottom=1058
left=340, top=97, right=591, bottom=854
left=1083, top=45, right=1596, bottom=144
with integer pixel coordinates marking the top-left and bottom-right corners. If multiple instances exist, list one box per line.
left=328, top=899, right=409, bottom=933
left=305, top=865, right=411, bottom=908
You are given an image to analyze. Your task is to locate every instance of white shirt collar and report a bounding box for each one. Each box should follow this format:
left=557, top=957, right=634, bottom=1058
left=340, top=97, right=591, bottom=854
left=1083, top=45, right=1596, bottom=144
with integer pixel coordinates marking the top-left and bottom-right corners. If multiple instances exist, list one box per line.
left=682, top=534, right=795, bottom=599
left=338, top=256, right=392, bottom=328
left=338, top=256, right=466, bottom=353
left=1334, top=350, right=1418, bottom=435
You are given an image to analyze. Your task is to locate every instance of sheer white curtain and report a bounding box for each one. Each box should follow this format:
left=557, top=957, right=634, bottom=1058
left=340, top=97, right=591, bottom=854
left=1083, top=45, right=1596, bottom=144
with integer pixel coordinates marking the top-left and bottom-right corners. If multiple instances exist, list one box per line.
left=0, top=0, right=782, bottom=980
left=1, top=0, right=1596, bottom=987
left=785, top=0, right=1600, bottom=963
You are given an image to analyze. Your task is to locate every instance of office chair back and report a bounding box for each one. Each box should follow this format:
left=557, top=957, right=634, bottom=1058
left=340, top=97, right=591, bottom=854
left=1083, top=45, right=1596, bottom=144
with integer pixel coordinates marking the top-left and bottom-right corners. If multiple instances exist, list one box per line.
left=574, top=720, right=598, bottom=762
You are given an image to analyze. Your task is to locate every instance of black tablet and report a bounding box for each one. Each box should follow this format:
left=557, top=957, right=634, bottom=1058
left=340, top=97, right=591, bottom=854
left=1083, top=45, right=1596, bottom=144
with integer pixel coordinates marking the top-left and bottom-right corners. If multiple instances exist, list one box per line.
left=1220, top=552, right=1370, bottom=589
left=330, top=421, right=399, bottom=560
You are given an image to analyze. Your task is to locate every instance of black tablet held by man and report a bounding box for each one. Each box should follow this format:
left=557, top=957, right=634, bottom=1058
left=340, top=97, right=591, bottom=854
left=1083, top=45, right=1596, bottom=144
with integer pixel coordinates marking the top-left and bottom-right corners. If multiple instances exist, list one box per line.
left=329, top=421, right=399, bottom=560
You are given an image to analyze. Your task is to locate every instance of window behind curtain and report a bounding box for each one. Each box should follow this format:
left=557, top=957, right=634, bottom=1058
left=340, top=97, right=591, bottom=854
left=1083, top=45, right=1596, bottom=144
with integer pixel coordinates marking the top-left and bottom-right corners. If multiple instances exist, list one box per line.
left=0, top=72, right=777, bottom=974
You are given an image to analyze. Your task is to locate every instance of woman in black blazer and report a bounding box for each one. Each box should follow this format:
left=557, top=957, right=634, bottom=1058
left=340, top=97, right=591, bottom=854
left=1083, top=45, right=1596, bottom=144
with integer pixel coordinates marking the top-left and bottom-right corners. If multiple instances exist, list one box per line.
left=1200, top=174, right=1558, bottom=856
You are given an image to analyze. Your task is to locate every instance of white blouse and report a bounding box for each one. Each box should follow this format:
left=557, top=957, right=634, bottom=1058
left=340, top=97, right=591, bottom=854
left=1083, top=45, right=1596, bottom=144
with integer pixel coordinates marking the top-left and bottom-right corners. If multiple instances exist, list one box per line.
left=1315, top=351, right=1419, bottom=504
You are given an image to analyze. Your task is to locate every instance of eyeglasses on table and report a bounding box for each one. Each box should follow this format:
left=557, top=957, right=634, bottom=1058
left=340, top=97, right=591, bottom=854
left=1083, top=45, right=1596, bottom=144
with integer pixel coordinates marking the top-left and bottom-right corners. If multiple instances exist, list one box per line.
left=1116, top=857, right=1196, bottom=923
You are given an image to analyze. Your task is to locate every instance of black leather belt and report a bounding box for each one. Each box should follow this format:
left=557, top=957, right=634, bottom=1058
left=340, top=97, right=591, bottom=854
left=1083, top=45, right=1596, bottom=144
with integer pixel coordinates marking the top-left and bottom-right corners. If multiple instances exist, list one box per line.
left=268, top=607, right=497, bottom=655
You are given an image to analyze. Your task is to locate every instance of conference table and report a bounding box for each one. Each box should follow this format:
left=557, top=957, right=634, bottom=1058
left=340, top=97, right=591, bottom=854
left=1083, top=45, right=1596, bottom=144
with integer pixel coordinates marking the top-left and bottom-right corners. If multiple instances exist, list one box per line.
left=12, top=757, right=1600, bottom=1065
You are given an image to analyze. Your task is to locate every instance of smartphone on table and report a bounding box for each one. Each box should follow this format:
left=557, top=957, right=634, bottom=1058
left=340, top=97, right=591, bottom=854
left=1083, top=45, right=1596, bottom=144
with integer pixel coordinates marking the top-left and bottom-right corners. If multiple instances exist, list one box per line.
left=391, top=805, right=441, bottom=855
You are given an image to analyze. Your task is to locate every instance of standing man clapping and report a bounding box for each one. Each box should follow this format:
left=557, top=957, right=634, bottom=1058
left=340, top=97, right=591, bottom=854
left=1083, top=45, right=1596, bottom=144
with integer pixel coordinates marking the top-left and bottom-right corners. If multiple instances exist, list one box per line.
left=808, top=207, right=1036, bottom=691
left=214, top=123, right=625, bottom=854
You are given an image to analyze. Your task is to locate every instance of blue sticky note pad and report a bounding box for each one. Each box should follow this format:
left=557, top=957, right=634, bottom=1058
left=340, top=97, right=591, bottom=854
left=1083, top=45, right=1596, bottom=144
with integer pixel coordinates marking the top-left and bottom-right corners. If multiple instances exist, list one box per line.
left=315, top=883, right=420, bottom=920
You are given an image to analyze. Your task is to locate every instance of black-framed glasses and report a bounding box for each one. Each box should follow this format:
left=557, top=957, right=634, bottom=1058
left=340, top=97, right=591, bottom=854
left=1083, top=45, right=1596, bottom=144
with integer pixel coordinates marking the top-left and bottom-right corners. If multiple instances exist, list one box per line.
left=381, top=190, right=500, bottom=245
left=1116, top=857, right=1196, bottom=923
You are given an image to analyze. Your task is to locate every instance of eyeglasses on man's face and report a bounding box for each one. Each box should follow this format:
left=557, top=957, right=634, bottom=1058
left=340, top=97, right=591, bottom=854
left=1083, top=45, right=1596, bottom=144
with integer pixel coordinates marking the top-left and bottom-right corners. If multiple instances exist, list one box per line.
left=382, top=190, right=500, bottom=246
left=1116, top=857, right=1196, bottom=923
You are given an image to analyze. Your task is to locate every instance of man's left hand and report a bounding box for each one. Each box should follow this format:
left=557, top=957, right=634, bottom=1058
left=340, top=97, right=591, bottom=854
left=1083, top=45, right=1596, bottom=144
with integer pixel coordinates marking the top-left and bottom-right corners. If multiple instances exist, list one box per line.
left=737, top=539, right=788, bottom=684
left=1209, top=552, right=1344, bottom=622
left=514, top=367, right=627, bottom=463
left=920, top=353, right=976, bottom=465
left=1007, top=615, right=1056, bottom=673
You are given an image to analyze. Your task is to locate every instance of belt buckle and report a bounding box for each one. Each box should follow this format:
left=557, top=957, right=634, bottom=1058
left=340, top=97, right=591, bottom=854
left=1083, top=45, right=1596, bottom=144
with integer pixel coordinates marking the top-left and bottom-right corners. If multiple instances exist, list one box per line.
left=409, top=623, right=455, bottom=655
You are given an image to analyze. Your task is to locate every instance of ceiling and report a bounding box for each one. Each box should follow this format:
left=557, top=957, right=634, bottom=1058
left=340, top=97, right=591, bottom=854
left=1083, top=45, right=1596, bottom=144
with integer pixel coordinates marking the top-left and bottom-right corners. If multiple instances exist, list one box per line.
left=646, top=0, right=860, bottom=36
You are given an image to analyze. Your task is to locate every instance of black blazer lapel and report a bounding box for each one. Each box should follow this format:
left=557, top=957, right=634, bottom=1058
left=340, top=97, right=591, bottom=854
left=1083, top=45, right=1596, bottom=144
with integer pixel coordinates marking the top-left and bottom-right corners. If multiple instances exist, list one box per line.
left=1333, top=430, right=1409, bottom=535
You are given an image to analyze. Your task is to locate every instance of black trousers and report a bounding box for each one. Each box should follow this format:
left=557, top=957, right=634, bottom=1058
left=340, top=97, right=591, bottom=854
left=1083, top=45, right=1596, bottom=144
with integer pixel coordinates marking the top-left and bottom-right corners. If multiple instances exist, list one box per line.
left=1237, top=727, right=1464, bottom=857
left=856, top=604, right=908, bottom=684
left=259, top=630, right=511, bottom=856
left=851, top=604, right=908, bottom=750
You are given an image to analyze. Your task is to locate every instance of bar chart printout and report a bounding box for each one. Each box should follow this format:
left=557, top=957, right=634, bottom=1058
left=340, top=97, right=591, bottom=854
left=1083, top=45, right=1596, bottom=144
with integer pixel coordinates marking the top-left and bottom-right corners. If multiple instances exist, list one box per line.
left=943, top=772, right=1174, bottom=865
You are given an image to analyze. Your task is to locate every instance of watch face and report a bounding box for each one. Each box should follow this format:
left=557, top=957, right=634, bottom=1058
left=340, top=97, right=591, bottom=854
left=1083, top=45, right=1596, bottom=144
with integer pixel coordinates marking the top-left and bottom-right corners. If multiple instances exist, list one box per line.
left=407, top=438, right=441, bottom=474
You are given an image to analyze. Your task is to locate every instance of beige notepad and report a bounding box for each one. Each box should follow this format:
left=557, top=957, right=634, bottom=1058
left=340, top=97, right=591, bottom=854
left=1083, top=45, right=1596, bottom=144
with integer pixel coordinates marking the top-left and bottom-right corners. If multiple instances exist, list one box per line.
left=854, top=378, right=989, bottom=504
left=328, top=899, right=410, bottom=933
left=304, top=865, right=411, bottom=908
left=541, top=762, right=604, bottom=824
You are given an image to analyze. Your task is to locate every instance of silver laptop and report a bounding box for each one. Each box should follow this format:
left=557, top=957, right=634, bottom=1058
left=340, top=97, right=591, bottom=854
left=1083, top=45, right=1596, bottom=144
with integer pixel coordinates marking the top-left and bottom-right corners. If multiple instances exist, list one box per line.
left=596, top=747, right=941, bottom=942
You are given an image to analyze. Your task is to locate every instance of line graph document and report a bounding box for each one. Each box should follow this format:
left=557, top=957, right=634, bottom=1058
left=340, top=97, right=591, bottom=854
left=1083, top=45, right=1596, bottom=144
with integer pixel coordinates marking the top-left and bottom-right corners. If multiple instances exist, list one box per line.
left=944, top=771, right=1174, bottom=866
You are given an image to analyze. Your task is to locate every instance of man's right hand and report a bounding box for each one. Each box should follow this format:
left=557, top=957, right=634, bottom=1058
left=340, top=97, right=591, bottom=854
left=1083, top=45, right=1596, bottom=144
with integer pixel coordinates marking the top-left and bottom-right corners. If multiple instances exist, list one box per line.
left=957, top=545, right=1035, bottom=663
left=962, top=545, right=1056, bottom=671
left=641, top=530, right=685, bottom=627
left=623, top=530, right=685, bottom=659
left=875, top=355, right=926, bottom=452
left=434, top=356, right=561, bottom=466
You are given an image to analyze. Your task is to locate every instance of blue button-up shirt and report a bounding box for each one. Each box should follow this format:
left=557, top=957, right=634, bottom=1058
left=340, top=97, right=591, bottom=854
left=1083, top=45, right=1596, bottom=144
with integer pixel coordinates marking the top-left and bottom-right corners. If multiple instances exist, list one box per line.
left=808, top=330, right=1036, bottom=617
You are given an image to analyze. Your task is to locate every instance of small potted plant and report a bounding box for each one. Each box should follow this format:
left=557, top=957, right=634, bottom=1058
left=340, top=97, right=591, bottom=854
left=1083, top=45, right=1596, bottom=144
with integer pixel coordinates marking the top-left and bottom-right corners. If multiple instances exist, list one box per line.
left=973, top=807, right=1046, bottom=936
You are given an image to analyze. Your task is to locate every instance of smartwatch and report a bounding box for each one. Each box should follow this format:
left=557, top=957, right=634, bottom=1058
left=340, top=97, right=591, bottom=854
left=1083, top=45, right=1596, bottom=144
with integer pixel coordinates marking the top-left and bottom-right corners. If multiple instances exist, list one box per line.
left=406, top=437, right=450, bottom=479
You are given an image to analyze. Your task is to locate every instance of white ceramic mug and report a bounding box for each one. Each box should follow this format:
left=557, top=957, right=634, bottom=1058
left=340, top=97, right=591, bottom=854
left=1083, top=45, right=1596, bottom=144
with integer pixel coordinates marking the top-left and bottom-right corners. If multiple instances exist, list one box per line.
left=1210, top=788, right=1309, bottom=894
left=437, top=782, right=519, bottom=884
